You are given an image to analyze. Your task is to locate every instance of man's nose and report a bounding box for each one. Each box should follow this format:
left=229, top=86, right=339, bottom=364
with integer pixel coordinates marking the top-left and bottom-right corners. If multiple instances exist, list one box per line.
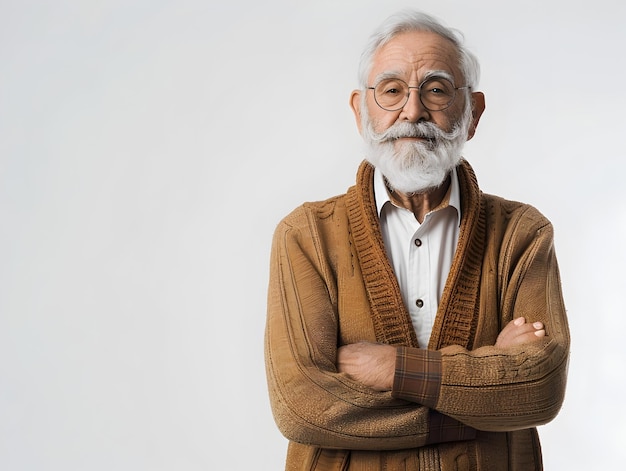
left=400, top=88, right=430, bottom=122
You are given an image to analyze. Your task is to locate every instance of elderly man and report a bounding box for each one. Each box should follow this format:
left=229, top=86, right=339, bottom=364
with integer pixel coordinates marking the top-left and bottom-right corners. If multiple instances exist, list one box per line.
left=265, top=9, right=569, bottom=471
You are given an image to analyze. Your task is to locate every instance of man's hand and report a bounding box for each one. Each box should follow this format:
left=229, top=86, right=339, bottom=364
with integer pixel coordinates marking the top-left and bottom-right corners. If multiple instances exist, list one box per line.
left=495, top=317, right=546, bottom=348
left=337, top=341, right=396, bottom=391
left=337, top=318, right=545, bottom=391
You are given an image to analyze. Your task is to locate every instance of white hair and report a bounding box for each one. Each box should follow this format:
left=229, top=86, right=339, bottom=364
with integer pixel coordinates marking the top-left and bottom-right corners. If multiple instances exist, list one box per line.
left=357, top=10, right=481, bottom=89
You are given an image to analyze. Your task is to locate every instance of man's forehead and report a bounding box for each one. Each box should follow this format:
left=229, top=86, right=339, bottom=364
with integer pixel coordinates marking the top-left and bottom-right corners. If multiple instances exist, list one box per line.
left=372, top=69, right=456, bottom=84
left=370, top=31, right=461, bottom=80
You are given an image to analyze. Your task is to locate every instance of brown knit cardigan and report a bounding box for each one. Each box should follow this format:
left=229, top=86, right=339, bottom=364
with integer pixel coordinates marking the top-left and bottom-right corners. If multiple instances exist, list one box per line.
left=265, top=160, right=570, bottom=470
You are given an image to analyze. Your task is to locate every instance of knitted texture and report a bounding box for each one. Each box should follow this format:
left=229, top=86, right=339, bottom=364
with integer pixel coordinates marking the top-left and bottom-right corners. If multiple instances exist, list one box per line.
left=265, top=160, right=570, bottom=470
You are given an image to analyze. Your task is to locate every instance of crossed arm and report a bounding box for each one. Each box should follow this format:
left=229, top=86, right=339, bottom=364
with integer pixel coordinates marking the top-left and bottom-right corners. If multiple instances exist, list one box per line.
left=266, top=206, right=569, bottom=449
left=338, top=317, right=546, bottom=391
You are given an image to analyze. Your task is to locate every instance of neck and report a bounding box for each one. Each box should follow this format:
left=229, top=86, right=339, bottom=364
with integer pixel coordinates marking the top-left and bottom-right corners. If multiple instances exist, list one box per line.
left=387, top=174, right=451, bottom=223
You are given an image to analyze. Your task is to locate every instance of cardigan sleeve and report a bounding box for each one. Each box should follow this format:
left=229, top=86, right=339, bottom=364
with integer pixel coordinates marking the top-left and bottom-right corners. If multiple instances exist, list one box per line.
left=265, top=208, right=475, bottom=450
left=393, top=207, right=570, bottom=432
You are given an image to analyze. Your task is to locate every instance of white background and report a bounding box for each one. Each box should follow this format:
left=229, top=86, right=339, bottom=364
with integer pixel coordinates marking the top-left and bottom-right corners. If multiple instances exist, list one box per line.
left=1, top=0, right=624, bottom=469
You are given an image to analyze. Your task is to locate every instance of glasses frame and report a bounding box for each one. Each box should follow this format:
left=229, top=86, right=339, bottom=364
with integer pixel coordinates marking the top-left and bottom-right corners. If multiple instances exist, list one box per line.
left=367, top=76, right=470, bottom=112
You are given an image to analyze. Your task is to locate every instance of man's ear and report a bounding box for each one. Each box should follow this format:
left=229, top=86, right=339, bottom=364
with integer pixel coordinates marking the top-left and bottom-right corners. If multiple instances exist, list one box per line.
left=467, top=91, right=485, bottom=141
left=350, top=90, right=363, bottom=134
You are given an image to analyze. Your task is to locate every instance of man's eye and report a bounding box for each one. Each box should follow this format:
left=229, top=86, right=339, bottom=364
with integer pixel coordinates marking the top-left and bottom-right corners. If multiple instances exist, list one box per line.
left=423, top=79, right=453, bottom=97
left=384, top=88, right=401, bottom=95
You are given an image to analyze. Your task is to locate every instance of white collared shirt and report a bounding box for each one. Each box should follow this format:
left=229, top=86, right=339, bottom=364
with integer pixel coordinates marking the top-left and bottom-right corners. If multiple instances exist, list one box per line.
left=374, top=168, right=461, bottom=348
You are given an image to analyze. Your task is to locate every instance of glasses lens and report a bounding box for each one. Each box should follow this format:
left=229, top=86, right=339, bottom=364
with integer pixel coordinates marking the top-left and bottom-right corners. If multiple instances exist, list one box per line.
left=420, top=77, right=455, bottom=111
left=374, top=79, right=409, bottom=110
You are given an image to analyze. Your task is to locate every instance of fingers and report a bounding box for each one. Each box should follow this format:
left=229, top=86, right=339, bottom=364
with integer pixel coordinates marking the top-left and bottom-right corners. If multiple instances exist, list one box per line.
left=496, top=317, right=546, bottom=348
left=532, top=321, right=546, bottom=338
left=512, top=317, right=545, bottom=334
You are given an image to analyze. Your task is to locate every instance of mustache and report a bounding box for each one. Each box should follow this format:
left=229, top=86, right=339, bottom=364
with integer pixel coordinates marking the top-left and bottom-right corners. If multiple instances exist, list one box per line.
left=367, top=121, right=463, bottom=145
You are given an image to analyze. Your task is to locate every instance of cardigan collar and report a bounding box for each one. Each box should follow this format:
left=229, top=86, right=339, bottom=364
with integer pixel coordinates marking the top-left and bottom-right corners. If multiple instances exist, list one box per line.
left=346, top=160, right=486, bottom=350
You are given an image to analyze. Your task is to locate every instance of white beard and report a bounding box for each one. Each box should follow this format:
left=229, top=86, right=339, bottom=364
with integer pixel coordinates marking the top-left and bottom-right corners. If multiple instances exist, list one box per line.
left=361, top=103, right=473, bottom=194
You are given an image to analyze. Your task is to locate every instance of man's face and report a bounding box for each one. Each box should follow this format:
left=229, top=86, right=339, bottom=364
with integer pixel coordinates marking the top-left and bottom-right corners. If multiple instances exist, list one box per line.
left=349, top=30, right=485, bottom=194
left=362, top=30, right=468, bottom=137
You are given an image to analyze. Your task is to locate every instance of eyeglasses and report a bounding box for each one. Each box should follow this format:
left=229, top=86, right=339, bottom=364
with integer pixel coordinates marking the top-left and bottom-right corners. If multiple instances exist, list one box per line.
left=367, top=76, right=470, bottom=112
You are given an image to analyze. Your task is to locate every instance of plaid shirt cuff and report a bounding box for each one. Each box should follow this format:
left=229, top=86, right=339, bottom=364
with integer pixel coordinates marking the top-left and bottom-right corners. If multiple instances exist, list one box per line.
left=393, top=347, right=477, bottom=444
left=392, top=346, right=442, bottom=408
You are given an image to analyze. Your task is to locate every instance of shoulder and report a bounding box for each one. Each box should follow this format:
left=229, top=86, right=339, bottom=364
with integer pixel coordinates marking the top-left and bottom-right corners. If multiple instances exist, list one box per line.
left=482, top=192, right=553, bottom=234
left=269, top=193, right=353, bottom=271
left=273, top=193, right=348, bottom=236
left=480, top=193, right=555, bottom=266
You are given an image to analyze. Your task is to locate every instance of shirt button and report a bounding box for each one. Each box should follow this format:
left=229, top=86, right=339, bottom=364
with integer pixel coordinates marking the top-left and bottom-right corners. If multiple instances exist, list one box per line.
left=415, top=299, right=424, bottom=308
left=414, top=238, right=422, bottom=247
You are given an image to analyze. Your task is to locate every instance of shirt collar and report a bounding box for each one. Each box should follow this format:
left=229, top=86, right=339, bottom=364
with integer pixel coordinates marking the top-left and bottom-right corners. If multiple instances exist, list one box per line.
left=373, top=166, right=462, bottom=227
